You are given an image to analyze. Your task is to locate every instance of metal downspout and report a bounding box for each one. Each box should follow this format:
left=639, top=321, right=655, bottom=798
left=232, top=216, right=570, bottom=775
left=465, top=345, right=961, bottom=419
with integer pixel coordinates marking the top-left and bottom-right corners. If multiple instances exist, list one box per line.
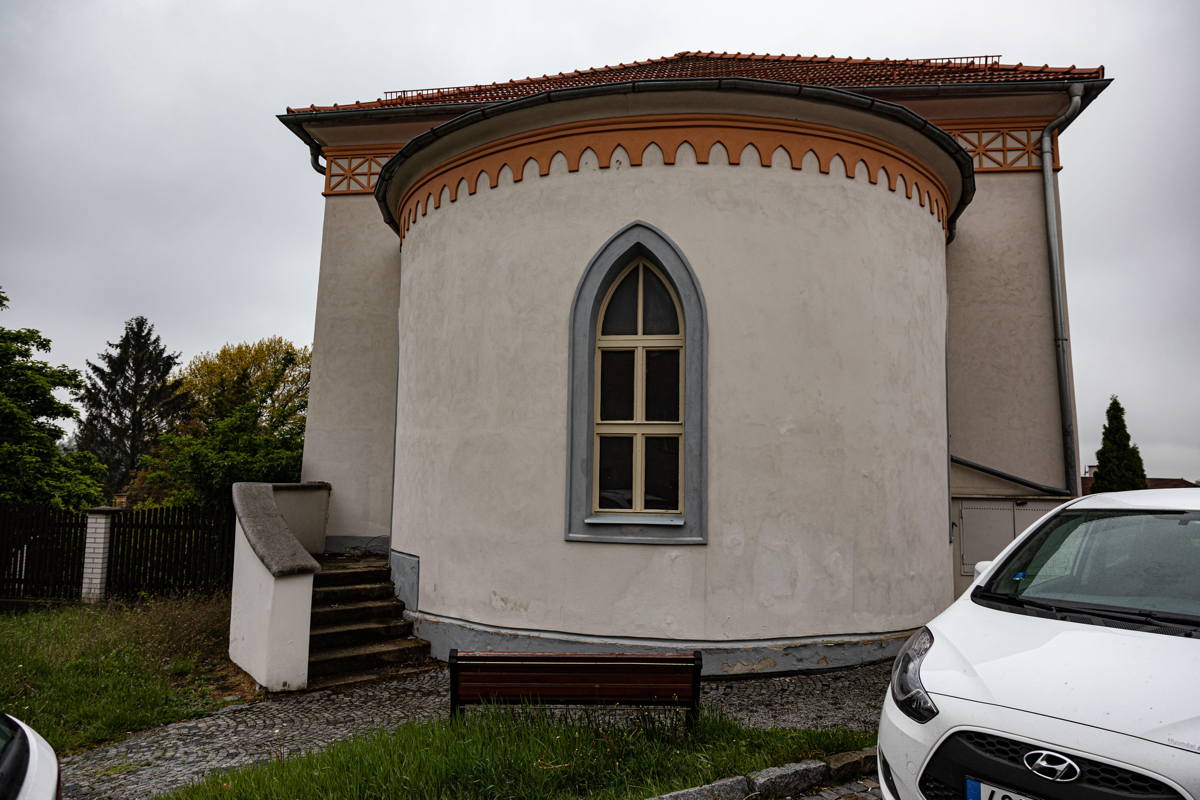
left=1042, top=83, right=1084, bottom=496
left=309, top=142, right=326, bottom=176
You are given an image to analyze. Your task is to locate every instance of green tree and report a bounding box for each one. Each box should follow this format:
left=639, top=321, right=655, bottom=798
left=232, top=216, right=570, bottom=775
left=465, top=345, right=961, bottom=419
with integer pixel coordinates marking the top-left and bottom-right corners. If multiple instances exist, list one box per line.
left=130, top=338, right=308, bottom=506
left=1091, top=395, right=1147, bottom=493
left=0, top=289, right=105, bottom=509
left=175, top=337, right=310, bottom=433
left=76, top=316, right=185, bottom=497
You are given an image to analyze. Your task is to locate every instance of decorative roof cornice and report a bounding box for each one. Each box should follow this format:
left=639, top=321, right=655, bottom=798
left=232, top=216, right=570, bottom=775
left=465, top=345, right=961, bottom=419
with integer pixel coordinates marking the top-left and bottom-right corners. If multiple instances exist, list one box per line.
left=372, top=78, right=976, bottom=239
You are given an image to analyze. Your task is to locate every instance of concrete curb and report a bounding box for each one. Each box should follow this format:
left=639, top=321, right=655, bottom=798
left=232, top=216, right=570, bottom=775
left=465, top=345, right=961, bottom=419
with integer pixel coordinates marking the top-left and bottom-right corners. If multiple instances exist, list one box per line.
left=647, top=746, right=877, bottom=800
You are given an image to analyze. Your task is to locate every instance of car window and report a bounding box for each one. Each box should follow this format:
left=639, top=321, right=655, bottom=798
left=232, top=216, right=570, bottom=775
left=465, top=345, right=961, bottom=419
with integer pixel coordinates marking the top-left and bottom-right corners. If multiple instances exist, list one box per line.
left=0, top=714, right=24, bottom=797
left=984, top=510, right=1200, bottom=617
left=1022, top=525, right=1086, bottom=589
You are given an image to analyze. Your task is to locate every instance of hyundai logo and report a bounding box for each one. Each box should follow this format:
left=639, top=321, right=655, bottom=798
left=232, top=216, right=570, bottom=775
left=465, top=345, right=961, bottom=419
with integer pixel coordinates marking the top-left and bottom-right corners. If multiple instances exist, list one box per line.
left=1023, top=750, right=1082, bottom=782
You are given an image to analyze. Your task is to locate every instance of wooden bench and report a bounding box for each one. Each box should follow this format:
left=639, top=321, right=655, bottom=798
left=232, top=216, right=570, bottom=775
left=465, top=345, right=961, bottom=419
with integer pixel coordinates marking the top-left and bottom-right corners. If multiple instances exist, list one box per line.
left=448, top=649, right=702, bottom=727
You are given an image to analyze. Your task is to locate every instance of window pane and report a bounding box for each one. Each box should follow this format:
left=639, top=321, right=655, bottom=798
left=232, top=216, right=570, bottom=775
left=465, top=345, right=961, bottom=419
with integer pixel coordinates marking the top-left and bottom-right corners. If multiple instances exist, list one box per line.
left=644, top=436, right=680, bottom=511
left=644, top=349, right=680, bottom=421
left=599, top=350, right=635, bottom=420
left=642, top=268, right=679, bottom=335
left=598, top=436, right=633, bottom=509
left=601, top=268, right=638, bottom=335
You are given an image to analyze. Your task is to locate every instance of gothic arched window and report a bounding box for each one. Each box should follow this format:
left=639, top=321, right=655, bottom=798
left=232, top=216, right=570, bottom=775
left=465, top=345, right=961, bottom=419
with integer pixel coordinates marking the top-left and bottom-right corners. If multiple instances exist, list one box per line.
left=567, top=222, right=706, bottom=544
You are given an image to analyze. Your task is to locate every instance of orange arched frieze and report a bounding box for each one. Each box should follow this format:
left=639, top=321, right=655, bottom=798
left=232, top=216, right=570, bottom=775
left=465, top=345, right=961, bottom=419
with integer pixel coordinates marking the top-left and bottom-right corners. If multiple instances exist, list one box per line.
left=393, top=113, right=952, bottom=241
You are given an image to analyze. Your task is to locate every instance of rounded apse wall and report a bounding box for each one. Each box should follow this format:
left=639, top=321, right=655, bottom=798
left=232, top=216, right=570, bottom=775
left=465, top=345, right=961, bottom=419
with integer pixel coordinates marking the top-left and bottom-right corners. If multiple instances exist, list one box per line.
left=381, top=86, right=966, bottom=674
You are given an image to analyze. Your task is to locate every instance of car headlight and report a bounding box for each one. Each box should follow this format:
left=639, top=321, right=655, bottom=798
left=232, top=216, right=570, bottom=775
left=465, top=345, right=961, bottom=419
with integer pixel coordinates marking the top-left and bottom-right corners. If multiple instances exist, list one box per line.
left=891, top=627, right=938, bottom=723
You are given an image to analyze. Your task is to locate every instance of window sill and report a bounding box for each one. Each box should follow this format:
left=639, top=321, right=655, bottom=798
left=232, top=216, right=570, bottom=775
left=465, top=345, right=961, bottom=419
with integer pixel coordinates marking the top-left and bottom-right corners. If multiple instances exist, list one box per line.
left=570, top=514, right=702, bottom=544
left=584, top=514, right=684, bottom=526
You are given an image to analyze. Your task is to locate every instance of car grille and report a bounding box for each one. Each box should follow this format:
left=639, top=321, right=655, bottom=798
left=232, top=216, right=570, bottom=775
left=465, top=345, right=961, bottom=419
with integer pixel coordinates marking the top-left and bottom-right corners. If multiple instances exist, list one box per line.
left=917, top=730, right=1183, bottom=800
left=917, top=774, right=959, bottom=800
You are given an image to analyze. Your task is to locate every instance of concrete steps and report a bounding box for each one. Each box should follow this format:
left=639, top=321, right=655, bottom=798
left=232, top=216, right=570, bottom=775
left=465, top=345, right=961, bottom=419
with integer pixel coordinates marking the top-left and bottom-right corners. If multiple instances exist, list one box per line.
left=313, top=582, right=394, bottom=604
left=308, top=619, right=414, bottom=651
left=310, top=598, right=402, bottom=626
left=313, top=564, right=390, bottom=587
left=306, top=665, right=429, bottom=692
left=308, top=638, right=431, bottom=677
left=307, top=555, right=430, bottom=690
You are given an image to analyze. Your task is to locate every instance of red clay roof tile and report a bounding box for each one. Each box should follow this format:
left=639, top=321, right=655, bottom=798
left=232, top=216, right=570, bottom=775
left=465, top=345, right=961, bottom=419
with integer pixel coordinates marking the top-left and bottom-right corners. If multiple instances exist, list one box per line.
left=286, top=52, right=1105, bottom=115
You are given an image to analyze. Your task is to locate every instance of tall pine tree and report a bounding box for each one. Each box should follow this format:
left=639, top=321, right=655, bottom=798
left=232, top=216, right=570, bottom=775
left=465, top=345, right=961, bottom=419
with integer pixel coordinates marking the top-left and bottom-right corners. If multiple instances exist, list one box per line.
left=76, top=317, right=186, bottom=497
left=1091, top=395, right=1147, bottom=493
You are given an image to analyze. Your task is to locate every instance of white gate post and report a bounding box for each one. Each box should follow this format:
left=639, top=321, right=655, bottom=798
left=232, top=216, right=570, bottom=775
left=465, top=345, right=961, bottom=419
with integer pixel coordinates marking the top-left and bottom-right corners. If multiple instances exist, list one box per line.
left=82, top=507, right=121, bottom=603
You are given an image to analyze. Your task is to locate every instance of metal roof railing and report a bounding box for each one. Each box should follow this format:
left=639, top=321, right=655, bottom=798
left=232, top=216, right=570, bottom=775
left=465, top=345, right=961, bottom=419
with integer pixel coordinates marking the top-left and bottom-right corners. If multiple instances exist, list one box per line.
left=383, top=85, right=487, bottom=101
left=921, top=55, right=1002, bottom=65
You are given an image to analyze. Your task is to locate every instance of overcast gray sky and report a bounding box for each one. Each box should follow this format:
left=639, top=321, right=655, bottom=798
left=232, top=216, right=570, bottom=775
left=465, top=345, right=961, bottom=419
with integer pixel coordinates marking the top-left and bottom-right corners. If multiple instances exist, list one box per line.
left=1, top=0, right=1196, bottom=480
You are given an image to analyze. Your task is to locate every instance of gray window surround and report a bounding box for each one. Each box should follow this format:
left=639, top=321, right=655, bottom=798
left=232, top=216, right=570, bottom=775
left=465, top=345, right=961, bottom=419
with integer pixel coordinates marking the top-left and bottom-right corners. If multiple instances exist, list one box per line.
left=566, top=221, right=707, bottom=545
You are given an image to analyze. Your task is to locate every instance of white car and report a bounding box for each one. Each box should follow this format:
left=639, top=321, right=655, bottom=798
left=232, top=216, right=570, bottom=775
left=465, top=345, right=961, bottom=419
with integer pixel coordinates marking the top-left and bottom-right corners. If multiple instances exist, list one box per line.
left=878, top=488, right=1200, bottom=800
left=0, top=714, right=59, bottom=800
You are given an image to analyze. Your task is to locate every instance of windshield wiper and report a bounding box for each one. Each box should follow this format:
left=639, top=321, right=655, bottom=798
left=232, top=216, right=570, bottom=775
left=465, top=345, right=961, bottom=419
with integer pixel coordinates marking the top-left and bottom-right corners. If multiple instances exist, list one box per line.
left=973, top=589, right=1200, bottom=634
left=1131, top=609, right=1200, bottom=629
left=1063, top=605, right=1200, bottom=637
left=972, top=589, right=1068, bottom=617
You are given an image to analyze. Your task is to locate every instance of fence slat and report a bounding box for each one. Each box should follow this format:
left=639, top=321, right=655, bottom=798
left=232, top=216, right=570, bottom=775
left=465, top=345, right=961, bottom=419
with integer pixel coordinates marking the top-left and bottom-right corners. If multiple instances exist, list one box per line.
left=0, top=505, right=87, bottom=601
left=104, top=504, right=236, bottom=598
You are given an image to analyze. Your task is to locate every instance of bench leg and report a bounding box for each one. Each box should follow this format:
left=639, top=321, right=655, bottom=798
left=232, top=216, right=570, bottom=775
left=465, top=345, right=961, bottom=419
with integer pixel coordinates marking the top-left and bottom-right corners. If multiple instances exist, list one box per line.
left=449, top=648, right=460, bottom=720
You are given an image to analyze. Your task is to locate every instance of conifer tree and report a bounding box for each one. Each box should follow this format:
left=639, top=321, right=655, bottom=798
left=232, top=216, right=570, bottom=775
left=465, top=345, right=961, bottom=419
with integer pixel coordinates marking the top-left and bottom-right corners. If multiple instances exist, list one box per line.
left=1091, top=395, right=1147, bottom=493
left=76, top=317, right=185, bottom=496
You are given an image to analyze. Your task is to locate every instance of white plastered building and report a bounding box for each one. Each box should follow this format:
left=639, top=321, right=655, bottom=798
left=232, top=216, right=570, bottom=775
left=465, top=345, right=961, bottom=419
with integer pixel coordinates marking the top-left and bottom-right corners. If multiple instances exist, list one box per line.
left=278, top=52, right=1109, bottom=674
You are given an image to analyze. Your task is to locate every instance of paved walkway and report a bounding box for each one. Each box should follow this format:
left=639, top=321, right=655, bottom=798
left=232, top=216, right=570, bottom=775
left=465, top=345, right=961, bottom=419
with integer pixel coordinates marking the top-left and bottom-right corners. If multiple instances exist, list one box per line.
left=795, top=778, right=883, bottom=799
left=60, top=663, right=891, bottom=800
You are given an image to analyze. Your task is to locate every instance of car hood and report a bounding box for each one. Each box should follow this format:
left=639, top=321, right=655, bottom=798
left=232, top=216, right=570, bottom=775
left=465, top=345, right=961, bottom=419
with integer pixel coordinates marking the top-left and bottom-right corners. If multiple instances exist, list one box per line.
left=923, top=598, right=1200, bottom=754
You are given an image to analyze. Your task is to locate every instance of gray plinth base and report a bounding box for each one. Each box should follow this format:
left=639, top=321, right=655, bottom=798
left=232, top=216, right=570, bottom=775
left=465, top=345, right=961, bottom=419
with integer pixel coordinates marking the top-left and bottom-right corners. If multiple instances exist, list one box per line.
left=389, top=550, right=419, bottom=610
left=408, top=611, right=913, bottom=677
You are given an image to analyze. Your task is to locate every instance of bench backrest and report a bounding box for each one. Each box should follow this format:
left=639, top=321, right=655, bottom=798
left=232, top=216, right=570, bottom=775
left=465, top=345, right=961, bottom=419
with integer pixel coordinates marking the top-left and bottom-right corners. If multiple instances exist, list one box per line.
left=449, top=650, right=702, bottom=720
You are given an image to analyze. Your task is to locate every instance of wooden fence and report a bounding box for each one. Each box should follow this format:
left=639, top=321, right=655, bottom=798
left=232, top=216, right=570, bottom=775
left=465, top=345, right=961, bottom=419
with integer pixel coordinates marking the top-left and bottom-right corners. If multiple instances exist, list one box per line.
left=0, top=505, right=88, bottom=601
left=0, top=504, right=236, bottom=601
left=107, top=505, right=236, bottom=598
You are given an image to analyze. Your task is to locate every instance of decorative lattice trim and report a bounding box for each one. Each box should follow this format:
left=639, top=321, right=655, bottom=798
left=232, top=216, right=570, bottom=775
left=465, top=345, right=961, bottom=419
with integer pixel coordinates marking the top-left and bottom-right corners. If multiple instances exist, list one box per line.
left=934, top=117, right=1059, bottom=172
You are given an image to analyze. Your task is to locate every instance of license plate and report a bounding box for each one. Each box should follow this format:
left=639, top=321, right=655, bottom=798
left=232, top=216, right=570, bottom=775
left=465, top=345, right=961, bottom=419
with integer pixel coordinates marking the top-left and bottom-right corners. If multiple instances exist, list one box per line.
left=966, top=777, right=1039, bottom=800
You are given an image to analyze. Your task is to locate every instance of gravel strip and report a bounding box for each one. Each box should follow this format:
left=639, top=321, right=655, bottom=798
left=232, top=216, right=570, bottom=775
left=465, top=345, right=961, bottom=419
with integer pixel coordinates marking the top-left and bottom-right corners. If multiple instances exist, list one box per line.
left=704, top=661, right=891, bottom=731
left=60, top=669, right=450, bottom=800
left=60, top=661, right=891, bottom=800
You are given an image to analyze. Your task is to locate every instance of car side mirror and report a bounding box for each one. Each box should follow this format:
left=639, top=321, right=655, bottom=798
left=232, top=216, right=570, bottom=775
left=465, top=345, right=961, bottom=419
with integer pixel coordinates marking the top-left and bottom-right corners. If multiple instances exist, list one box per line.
left=973, top=560, right=994, bottom=580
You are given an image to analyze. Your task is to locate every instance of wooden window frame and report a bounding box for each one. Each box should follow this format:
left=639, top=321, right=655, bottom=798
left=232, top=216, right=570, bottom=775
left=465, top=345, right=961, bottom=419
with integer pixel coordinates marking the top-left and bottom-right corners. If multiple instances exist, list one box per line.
left=566, top=222, right=706, bottom=545
left=592, top=260, right=685, bottom=515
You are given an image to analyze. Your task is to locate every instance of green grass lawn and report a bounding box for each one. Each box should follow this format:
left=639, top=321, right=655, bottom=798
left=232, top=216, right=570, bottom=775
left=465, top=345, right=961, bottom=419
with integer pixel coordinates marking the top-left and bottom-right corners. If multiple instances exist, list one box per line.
left=161, top=708, right=875, bottom=800
left=0, top=596, right=236, bottom=752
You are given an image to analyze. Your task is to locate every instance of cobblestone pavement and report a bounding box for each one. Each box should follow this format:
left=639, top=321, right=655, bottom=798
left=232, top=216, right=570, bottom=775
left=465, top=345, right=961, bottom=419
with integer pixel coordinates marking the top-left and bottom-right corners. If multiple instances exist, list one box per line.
left=794, top=777, right=884, bottom=799
left=60, top=662, right=891, bottom=800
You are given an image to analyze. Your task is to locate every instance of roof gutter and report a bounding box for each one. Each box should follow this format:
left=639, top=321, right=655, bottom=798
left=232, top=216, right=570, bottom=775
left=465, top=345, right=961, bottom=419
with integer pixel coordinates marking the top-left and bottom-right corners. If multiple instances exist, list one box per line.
left=278, top=77, right=1109, bottom=183
left=1042, top=83, right=1085, bottom=497
left=276, top=101, right=491, bottom=178
left=852, top=77, right=1109, bottom=131
left=950, top=456, right=1074, bottom=497
left=371, top=77, right=975, bottom=238
left=307, top=141, right=325, bottom=176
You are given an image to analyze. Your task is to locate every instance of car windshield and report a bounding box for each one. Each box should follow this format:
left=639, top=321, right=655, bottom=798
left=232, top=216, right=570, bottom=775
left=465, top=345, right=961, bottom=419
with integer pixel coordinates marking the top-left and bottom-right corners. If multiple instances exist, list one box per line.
left=980, top=509, right=1200, bottom=620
